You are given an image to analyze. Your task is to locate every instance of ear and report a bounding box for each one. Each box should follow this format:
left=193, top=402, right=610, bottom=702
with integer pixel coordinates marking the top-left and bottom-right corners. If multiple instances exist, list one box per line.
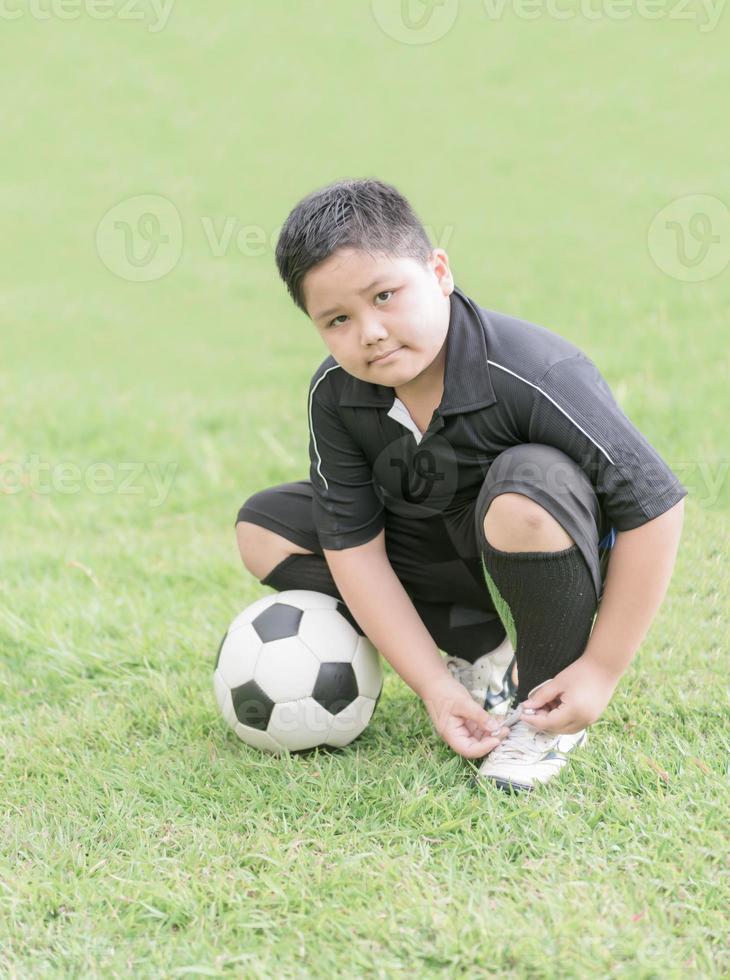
left=429, top=248, right=454, bottom=296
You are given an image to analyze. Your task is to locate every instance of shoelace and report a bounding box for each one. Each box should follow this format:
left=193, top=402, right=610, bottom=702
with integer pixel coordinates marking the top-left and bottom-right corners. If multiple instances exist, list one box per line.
left=489, top=719, right=558, bottom=761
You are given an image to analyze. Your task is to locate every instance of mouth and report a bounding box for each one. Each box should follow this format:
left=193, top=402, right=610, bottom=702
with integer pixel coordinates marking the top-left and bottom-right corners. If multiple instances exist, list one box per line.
left=369, top=347, right=403, bottom=364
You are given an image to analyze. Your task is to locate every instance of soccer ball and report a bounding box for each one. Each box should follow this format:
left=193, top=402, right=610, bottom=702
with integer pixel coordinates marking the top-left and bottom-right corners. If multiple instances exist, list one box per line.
left=213, top=590, right=383, bottom=754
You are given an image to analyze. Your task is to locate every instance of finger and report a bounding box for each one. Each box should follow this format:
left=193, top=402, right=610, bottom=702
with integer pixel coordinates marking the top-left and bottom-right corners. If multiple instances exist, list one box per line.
left=467, top=725, right=509, bottom=745
left=465, top=703, right=505, bottom=738
left=462, top=716, right=508, bottom=743
left=522, top=701, right=576, bottom=733
left=464, top=718, right=485, bottom=740
left=522, top=678, right=561, bottom=710
left=456, top=733, right=505, bottom=759
left=526, top=696, right=561, bottom=716
left=449, top=716, right=508, bottom=754
left=469, top=719, right=506, bottom=740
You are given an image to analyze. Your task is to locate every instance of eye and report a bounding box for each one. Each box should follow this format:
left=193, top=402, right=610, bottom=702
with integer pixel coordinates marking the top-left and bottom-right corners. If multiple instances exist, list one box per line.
left=326, top=290, right=393, bottom=328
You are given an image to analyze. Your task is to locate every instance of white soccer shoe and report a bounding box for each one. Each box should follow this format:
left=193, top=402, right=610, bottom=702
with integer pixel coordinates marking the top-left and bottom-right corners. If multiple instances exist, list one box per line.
left=475, top=703, right=587, bottom=793
left=445, top=634, right=517, bottom=716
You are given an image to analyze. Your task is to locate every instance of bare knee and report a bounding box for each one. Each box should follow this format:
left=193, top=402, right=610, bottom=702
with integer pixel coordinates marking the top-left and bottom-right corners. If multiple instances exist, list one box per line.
left=236, top=521, right=314, bottom=580
left=483, top=492, right=574, bottom=552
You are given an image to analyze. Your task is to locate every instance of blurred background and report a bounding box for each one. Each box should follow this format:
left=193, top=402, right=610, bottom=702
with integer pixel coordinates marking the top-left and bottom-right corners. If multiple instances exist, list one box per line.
left=1, top=3, right=728, bottom=972
left=2, top=0, right=728, bottom=774
left=2, top=4, right=728, bottom=552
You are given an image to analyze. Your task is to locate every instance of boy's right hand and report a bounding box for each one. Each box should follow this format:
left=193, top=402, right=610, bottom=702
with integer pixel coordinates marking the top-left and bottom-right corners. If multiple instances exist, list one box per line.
left=421, top=675, right=510, bottom=759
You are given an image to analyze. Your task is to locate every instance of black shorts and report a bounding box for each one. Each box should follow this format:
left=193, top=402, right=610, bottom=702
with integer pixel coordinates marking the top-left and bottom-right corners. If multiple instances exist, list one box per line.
left=236, top=444, right=615, bottom=613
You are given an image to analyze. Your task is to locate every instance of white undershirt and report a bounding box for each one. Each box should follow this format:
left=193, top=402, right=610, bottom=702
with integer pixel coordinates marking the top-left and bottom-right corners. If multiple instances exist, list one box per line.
left=387, top=396, right=424, bottom=445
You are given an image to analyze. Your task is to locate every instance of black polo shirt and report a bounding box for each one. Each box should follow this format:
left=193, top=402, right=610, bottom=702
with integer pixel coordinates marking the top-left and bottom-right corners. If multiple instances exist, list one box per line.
left=306, top=284, right=686, bottom=551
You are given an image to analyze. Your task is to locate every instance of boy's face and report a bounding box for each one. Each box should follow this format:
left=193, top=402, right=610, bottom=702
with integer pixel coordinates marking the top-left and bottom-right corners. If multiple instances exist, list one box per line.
left=302, top=247, right=454, bottom=388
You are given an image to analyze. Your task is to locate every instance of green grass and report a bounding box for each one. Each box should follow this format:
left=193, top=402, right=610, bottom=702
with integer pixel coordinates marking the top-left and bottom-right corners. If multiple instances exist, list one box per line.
left=1, top=2, right=729, bottom=976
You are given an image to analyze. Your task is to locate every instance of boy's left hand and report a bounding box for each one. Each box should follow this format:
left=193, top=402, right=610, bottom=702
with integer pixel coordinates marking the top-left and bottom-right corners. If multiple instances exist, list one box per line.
left=520, top=655, right=620, bottom=734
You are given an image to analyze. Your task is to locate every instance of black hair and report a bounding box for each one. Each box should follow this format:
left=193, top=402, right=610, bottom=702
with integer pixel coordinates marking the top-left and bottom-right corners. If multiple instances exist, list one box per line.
left=275, top=177, right=433, bottom=314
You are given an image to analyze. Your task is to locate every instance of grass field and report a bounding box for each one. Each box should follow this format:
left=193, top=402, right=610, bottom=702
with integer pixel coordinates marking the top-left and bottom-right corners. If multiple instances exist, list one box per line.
left=1, top=2, right=729, bottom=976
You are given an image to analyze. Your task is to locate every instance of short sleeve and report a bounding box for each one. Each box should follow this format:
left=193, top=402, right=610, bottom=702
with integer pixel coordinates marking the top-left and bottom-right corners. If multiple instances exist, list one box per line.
left=527, top=352, right=687, bottom=531
left=308, top=371, right=385, bottom=550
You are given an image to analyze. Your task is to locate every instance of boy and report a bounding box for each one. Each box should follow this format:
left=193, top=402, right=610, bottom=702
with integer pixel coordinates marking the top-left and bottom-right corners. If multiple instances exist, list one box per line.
left=235, top=178, right=686, bottom=793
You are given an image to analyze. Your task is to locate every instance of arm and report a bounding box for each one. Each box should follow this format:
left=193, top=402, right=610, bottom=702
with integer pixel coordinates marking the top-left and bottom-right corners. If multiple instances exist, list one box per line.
left=582, top=497, right=685, bottom=678
left=323, top=531, right=508, bottom=758
left=324, top=530, right=447, bottom=700
left=309, top=369, right=507, bottom=755
left=523, top=498, right=685, bottom=732
left=515, top=351, right=688, bottom=732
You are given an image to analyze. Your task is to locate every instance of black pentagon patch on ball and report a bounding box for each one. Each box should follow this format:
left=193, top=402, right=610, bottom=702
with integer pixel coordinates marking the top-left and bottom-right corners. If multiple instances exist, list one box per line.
left=336, top=601, right=365, bottom=636
left=214, top=631, right=227, bottom=670
left=231, top=679, right=275, bottom=730
left=251, top=602, right=303, bottom=642
left=313, top=662, right=359, bottom=715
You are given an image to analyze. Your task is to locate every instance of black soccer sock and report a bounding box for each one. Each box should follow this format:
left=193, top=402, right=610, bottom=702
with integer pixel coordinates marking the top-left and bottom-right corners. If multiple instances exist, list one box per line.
left=260, top=553, right=366, bottom=635
left=479, top=542, right=598, bottom=704
left=260, top=553, right=342, bottom=599
left=259, top=553, right=505, bottom=661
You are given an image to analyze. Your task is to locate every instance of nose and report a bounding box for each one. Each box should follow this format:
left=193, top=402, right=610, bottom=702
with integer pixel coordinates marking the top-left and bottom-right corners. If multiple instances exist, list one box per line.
left=359, top=314, right=388, bottom=346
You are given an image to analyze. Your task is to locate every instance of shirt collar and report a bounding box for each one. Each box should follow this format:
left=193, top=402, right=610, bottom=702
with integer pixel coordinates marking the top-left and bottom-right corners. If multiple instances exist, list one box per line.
left=337, top=284, right=496, bottom=415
